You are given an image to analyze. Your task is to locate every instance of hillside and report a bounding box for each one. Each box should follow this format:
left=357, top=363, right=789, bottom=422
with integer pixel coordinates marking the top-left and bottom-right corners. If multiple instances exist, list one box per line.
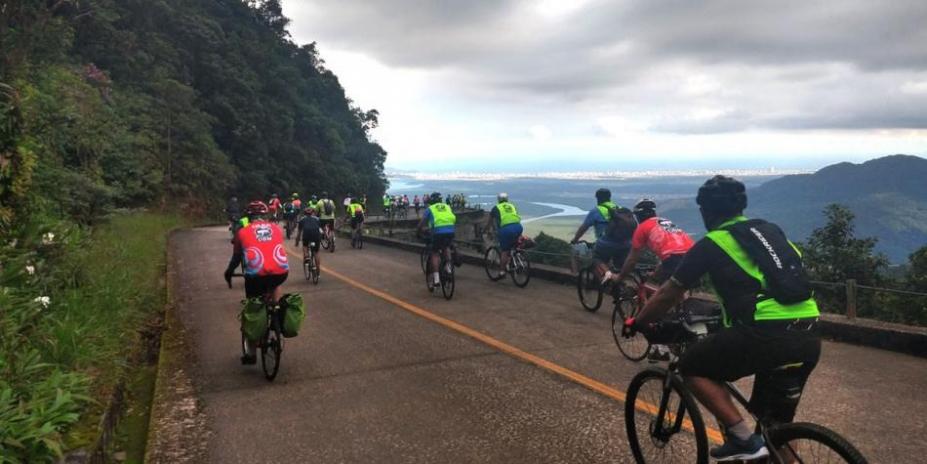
left=747, top=155, right=927, bottom=262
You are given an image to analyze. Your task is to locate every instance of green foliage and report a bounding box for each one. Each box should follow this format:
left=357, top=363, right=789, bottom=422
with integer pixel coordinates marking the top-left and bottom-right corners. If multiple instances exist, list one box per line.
left=528, top=232, right=573, bottom=268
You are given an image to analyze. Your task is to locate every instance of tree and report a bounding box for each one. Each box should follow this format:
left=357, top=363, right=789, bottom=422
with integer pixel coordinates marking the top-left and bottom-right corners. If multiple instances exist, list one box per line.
left=802, top=204, right=889, bottom=316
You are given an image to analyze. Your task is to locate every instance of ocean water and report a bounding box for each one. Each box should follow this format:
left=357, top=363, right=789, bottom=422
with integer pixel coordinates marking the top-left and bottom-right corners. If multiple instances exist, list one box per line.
left=387, top=175, right=781, bottom=241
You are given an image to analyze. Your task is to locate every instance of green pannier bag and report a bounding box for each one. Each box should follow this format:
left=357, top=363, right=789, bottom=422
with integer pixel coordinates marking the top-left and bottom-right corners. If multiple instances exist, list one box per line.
left=239, top=297, right=267, bottom=341
left=281, top=293, right=306, bottom=338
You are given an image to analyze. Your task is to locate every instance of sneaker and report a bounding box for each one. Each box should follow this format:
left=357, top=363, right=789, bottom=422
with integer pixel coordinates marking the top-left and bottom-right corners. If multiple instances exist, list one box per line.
left=710, top=433, right=768, bottom=461
left=647, top=346, right=671, bottom=363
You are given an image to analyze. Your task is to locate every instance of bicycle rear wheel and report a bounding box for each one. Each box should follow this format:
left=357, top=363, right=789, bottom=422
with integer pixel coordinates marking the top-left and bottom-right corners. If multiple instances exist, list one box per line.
left=311, top=260, right=319, bottom=285
left=577, top=267, right=603, bottom=312
left=611, top=295, right=652, bottom=361
left=766, top=422, right=868, bottom=464
left=484, top=247, right=505, bottom=281
left=303, top=257, right=311, bottom=281
left=261, top=312, right=283, bottom=381
left=441, top=258, right=455, bottom=300
left=510, top=250, right=530, bottom=288
left=421, top=247, right=429, bottom=274
left=625, top=368, right=708, bottom=464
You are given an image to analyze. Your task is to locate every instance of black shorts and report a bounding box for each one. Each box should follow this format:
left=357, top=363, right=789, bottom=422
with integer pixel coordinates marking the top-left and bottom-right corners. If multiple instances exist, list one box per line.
left=350, top=217, right=364, bottom=229
left=652, top=254, right=685, bottom=284
left=430, top=233, right=455, bottom=252
left=678, top=322, right=821, bottom=425
left=301, top=232, right=321, bottom=251
left=593, top=240, right=630, bottom=267
left=243, top=273, right=288, bottom=299
left=320, top=219, right=334, bottom=230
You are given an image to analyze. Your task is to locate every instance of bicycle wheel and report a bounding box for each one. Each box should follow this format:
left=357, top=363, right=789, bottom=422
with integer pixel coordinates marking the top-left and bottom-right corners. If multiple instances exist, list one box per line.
left=766, top=422, right=868, bottom=464
left=303, top=258, right=311, bottom=281
left=329, top=233, right=335, bottom=253
left=626, top=368, right=708, bottom=464
left=577, top=267, right=603, bottom=312
left=441, top=258, right=455, bottom=300
left=421, top=247, right=429, bottom=274
left=311, top=260, right=319, bottom=285
left=611, top=295, right=652, bottom=361
left=484, top=247, right=505, bottom=281
left=358, top=231, right=364, bottom=249
left=260, top=312, right=283, bottom=381
left=321, top=235, right=330, bottom=251
left=510, top=250, right=530, bottom=288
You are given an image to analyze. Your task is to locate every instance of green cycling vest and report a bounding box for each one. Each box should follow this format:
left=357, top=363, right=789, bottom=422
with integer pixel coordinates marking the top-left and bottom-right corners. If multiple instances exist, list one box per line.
left=383, top=196, right=391, bottom=206
left=428, top=203, right=456, bottom=228
left=705, top=216, right=820, bottom=326
left=596, top=201, right=618, bottom=222
left=316, top=200, right=334, bottom=220
left=497, top=202, right=521, bottom=227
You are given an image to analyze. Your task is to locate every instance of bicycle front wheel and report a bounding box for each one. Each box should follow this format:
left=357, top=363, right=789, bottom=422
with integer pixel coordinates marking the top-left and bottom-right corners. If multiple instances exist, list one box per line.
left=441, top=259, right=455, bottom=300
left=261, top=313, right=283, bottom=381
left=484, top=247, right=505, bottom=281
left=420, top=247, right=429, bottom=274
left=577, top=267, right=603, bottom=312
left=510, top=251, right=530, bottom=288
left=625, top=368, right=708, bottom=464
left=766, top=422, right=868, bottom=464
left=611, top=296, right=652, bottom=361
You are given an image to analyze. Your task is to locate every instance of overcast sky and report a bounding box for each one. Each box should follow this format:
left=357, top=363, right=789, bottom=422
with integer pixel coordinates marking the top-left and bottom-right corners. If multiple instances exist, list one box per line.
left=281, top=0, right=927, bottom=171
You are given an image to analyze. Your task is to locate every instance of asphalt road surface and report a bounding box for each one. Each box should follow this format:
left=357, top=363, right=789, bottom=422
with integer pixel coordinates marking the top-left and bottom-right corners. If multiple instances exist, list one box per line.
left=168, top=226, right=926, bottom=463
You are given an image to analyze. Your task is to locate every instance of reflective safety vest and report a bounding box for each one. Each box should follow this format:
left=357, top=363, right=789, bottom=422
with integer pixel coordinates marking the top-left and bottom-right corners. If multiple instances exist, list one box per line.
left=383, top=196, right=391, bottom=207
left=350, top=203, right=365, bottom=217
left=706, top=216, right=820, bottom=326
left=595, top=201, right=618, bottom=221
left=428, top=203, right=456, bottom=228
left=497, top=202, right=521, bottom=227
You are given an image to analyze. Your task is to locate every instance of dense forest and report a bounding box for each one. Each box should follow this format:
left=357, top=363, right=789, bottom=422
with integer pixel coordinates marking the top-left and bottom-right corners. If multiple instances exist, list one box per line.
left=1, top=0, right=387, bottom=227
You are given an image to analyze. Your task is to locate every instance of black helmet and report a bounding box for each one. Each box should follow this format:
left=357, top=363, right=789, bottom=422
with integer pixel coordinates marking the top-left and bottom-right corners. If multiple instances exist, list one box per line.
left=430, top=192, right=442, bottom=204
left=633, top=198, right=657, bottom=221
left=696, top=175, right=747, bottom=215
left=595, top=188, right=611, bottom=204
left=321, top=191, right=328, bottom=198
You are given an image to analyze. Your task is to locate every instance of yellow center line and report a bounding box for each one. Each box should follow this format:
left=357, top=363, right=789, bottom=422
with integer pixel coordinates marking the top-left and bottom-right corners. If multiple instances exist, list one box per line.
left=288, top=243, right=722, bottom=444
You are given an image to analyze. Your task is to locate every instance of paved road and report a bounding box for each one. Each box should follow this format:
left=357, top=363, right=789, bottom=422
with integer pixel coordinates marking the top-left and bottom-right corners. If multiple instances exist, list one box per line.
left=168, top=226, right=926, bottom=463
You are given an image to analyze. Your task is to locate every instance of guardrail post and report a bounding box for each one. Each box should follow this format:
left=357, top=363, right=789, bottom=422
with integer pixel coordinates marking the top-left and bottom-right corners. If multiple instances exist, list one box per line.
left=845, top=279, right=857, bottom=320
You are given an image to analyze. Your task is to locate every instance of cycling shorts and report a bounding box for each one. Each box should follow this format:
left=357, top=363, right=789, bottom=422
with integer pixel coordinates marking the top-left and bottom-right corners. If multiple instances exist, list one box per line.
left=430, top=233, right=455, bottom=252
left=243, top=273, right=288, bottom=299
left=593, top=240, right=630, bottom=267
left=350, top=217, right=364, bottom=229
left=320, top=219, right=335, bottom=230
left=678, top=322, right=820, bottom=425
left=652, top=254, right=685, bottom=284
left=300, top=230, right=321, bottom=250
left=498, top=223, right=523, bottom=252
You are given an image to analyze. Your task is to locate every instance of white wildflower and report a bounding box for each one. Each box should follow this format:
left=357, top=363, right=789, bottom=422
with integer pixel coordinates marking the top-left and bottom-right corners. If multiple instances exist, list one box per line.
left=41, top=232, right=55, bottom=245
left=25, top=265, right=35, bottom=275
left=34, top=296, right=51, bottom=309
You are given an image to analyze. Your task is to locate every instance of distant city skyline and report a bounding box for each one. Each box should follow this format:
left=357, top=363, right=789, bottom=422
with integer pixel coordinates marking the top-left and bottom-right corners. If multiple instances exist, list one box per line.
left=282, top=1, right=927, bottom=170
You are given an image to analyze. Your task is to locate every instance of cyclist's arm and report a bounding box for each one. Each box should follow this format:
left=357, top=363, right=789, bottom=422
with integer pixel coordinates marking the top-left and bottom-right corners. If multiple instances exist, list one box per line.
left=616, top=247, right=642, bottom=282
left=637, top=279, right=686, bottom=325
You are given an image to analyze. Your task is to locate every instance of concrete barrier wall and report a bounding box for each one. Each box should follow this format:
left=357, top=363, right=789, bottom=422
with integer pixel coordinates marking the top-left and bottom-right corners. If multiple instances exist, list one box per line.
left=351, top=232, right=927, bottom=359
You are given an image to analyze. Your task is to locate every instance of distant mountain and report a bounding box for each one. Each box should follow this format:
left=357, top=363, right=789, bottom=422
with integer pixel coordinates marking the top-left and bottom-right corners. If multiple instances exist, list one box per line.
left=747, top=155, right=927, bottom=263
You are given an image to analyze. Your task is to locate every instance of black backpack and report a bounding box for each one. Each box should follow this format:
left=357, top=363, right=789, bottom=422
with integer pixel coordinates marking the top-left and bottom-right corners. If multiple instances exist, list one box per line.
left=323, top=199, right=334, bottom=215
left=604, top=206, right=638, bottom=243
left=725, top=219, right=813, bottom=304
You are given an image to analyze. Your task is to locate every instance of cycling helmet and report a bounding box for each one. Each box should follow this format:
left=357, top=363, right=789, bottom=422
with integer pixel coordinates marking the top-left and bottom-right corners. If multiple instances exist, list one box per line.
left=497, top=192, right=509, bottom=203
left=633, top=198, right=657, bottom=221
left=595, top=188, right=611, bottom=204
left=310, top=195, right=318, bottom=202
left=430, top=192, right=442, bottom=204
left=696, top=175, right=747, bottom=214
left=246, top=201, right=269, bottom=215
left=292, top=192, right=299, bottom=199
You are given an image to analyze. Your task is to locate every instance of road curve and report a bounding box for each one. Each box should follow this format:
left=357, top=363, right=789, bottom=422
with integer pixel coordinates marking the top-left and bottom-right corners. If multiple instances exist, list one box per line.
left=166, top=226, right=925, bottom=463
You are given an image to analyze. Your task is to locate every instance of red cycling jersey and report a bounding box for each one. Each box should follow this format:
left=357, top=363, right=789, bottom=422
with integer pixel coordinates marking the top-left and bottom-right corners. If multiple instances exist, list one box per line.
left=235, top=219, right=289, bottom=276
left=631, top=216, right=694, bottom=261
left=268, top=198, right=282, bottom=212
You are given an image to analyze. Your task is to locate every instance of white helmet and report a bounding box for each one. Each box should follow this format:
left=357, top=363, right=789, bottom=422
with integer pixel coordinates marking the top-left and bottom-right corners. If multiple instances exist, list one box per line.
left=497, top=192, right=509, bottom=202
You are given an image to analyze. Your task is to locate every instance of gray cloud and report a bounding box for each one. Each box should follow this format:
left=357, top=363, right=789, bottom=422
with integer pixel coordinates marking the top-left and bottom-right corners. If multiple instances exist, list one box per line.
left=284, top=0, right=927, bottom=133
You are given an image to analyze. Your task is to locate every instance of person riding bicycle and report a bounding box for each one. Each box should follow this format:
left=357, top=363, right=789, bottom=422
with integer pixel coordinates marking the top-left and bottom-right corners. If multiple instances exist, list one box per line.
left=382, top=193, right=392, bottom=218
left=343, top=193, right=352, bottom=214
left=625, top=175, right=821, bottom=461
left=609, top=198, right=694, bottom=288
left=294, top=206, right=322, bottom=273
left=418, top=192, right=456, bottom=291
left=485, top=192, right=523, bottom=279
left=226, top=196, right=241, bottom=223
left=316, top=192, right=336, bottom=237
left=570, top=188, right=635, bottom=286
left=224, top=201, right=289, bottom=364
left=413, top=195, right=421, bottom=216
left=348, top=196, right=365, bottom=238
left=267, top=193, right=282, bottom=221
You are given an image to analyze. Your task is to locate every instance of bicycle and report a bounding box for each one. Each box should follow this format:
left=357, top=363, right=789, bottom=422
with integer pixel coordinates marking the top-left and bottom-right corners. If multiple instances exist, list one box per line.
left=285, top=214, right=297, bottom=239
left=241, top=292, right=284, bottom=381
left=573, top=240, right=605, bottom=312
left=351, top=222, right=364, bottom=249
left=483, top=235, right=531, bottom=288
left=609, top=265, right=659, bottom=361
left=623, top=309, right=868, bottom=463
left=303, top=244, right=319, bottom=285
left=320, top=223, right=336, bottom=253
left=421, top=235, right=455, bottom=300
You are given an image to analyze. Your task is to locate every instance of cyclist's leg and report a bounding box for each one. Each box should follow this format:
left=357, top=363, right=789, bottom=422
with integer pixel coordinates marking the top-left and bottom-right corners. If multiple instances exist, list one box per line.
left=747, top=329, right=821, bottom=428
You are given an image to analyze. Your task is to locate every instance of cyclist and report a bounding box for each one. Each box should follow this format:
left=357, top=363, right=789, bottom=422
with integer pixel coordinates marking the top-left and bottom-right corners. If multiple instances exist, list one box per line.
left=294, top=206, right=322, bottom=273
left=316, top=192, right=337, bottom=240
left=413, top=195, right=421, bottom=216
left=382, top=193, right=392, bottom=218
left=291, top=193, right=302, bottom=213
left=625, top=176, right=821, bottom=461
left=609, top=198, right=694, bottom=289
left=226, top=196, right=241, bottom=224
left=223, top=201, right=289, bottom=364
left=418, top=192, right=456, bottom=291
left=267, top=193, right=282, bottom=222
left=348, top=195, right=366, bottom=241
left=570, top=188, right=634, bottom=284
left=485, top=192, right=523, bottom=279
